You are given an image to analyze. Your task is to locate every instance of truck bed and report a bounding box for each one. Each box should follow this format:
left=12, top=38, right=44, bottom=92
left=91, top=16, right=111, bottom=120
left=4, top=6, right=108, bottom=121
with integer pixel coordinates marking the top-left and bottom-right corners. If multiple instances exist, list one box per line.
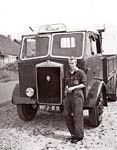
left=102, top=54, right=117, bottom=100
left=102, top=54, right=117, bottom=83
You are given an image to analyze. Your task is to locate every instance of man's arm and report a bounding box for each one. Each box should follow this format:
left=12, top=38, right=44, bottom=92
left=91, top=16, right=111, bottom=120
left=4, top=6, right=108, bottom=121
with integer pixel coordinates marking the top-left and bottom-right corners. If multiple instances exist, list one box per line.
left=67, top=83, right=86, bottom=93
left=68, top=70, right=87, bottom=93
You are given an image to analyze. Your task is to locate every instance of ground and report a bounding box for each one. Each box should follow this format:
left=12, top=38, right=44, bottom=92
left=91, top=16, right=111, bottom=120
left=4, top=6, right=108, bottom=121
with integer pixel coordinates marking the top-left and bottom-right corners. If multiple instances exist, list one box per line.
left=0, top=101, right=117, bottom=150
left=0, top=81, right=117, bottom=150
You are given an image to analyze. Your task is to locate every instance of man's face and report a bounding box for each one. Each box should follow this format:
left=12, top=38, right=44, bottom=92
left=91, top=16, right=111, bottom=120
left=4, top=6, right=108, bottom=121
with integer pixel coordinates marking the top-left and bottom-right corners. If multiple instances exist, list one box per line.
left=69, top=60, right=77, bottom=70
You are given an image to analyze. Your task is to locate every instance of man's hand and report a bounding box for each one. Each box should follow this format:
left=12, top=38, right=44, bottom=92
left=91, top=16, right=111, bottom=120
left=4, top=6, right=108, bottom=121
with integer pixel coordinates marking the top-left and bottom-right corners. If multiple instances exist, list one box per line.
left=67, top=87, right=75, bottom=93
left=64, top=86, right=69, bottom=96
left=68, top=84, right=85, bottom=93
left=64, top=86, right=74, bottom=95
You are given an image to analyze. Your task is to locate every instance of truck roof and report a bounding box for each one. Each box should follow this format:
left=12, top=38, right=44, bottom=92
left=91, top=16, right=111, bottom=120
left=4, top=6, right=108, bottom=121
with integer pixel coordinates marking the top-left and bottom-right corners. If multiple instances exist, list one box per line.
left=38, top=23, right=100, bottom=35
left=22, top=30, right=99, bottom=38
left=22, top=24, right=104, bottom=38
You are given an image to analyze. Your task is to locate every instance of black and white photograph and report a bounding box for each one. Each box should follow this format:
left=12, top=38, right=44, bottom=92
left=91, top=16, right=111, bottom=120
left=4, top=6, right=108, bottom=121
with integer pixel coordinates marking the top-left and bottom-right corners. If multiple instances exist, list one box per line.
left=0, top=0, right=117, bottom=149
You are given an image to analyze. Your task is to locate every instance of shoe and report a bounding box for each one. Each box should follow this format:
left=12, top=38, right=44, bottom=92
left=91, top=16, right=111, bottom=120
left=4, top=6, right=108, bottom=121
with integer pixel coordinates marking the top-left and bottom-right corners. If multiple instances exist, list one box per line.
left=71, top=136, right=83, bottom=144
left=66, top=135, right=74, bottom=141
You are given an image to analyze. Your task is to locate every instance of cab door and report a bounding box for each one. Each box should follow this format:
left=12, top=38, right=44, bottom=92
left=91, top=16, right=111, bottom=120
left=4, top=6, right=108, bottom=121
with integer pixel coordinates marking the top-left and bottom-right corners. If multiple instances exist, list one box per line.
left=84, top=32, right=103, bottom=85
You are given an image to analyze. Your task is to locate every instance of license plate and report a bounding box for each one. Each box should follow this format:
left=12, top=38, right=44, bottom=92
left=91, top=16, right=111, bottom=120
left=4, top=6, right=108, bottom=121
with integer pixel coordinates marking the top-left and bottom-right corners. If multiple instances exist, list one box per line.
left=39, top=105, right=60, bottom=112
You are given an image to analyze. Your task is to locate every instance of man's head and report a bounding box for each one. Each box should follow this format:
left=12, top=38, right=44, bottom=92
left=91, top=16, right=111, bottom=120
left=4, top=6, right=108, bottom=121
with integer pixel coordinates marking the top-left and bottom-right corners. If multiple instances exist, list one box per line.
left=68, top=56, right=77, bottom=71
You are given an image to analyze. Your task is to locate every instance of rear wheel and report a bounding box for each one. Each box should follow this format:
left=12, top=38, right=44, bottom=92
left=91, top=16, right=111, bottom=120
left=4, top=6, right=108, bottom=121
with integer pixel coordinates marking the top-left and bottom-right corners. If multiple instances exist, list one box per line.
left=89, top=90, right=104, bottom=127
left=17, top=104, right=38, bottom=121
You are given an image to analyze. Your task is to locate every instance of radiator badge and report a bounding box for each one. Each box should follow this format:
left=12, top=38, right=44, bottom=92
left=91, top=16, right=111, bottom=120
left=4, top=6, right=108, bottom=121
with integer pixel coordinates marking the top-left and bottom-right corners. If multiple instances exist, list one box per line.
left=46, top=75, right=51, bottom=82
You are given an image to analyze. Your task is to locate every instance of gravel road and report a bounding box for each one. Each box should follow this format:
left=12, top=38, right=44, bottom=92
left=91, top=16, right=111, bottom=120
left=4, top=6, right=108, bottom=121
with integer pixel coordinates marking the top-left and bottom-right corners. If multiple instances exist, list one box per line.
left=0, top=101, right=117, bottom=150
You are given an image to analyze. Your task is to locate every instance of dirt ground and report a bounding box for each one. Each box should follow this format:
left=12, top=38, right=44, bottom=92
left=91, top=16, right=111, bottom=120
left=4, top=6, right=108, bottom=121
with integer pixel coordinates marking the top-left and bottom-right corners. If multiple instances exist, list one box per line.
left=0, top=101, right=117, bottom=150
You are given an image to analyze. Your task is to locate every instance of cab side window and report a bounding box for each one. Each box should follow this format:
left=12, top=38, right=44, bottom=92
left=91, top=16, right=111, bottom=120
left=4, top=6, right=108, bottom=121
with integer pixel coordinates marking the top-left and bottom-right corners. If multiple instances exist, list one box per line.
left=85, top=34, right=92, bottom=56
left=91, top=39, right=97, bottom=55
left=89, top=34, right=98, bottom=55
left=85, top=33, right=98, bottom=56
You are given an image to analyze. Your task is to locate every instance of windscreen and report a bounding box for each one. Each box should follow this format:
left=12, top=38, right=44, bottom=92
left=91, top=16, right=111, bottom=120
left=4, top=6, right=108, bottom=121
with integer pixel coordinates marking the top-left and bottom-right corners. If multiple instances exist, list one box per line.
left=52, top=33, right=83, bottom=57
left=21, top=36, right=49, bottom=58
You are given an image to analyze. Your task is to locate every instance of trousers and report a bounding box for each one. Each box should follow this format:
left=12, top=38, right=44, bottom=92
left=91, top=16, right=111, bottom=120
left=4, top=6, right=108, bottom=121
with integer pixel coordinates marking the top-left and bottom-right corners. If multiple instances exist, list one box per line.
left=64, top=93, right=84, bottom=139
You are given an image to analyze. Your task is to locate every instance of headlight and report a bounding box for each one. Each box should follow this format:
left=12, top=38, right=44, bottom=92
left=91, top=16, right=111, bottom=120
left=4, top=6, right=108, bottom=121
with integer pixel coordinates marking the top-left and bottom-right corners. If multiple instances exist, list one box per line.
left=26, top=87, right=34, bottom=97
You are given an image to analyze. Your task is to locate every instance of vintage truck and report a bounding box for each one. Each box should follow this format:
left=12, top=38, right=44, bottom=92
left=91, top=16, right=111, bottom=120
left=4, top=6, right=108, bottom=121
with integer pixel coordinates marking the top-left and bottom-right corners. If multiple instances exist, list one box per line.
left=12, top=24, right=117, bottom=127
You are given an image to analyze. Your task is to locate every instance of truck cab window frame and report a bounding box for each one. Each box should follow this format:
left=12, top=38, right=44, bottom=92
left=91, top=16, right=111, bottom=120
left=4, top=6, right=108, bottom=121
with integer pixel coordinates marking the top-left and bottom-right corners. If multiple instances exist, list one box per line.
left=20, top=35, right=50, bottom=60
left=52, top=32, right=84, bottom=58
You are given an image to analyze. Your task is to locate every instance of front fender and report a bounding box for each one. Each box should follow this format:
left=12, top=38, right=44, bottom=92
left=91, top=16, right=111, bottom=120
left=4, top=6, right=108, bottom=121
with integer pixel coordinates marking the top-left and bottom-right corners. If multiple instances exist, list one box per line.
left=84, top=79, right=106, bottom=108
left=12, top=83, right=36, bottom=104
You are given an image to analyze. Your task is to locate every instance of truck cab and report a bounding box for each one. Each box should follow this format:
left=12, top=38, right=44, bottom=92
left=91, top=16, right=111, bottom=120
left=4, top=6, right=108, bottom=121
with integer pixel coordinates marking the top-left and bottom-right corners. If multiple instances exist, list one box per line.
left=12, top=24, right=109, bottom=127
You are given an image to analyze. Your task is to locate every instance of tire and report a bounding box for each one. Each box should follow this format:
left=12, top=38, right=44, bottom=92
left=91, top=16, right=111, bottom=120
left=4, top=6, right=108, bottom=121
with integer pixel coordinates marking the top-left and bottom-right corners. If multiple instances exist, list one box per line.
left=17, top=104, right=38, bottom=121
left=89, top=90, right=104, bottom=127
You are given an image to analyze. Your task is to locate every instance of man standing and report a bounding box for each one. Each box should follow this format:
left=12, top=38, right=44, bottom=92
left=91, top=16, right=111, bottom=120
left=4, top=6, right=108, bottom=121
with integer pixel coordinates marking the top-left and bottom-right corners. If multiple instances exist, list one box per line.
left=64, top=56, right=87, bottom=143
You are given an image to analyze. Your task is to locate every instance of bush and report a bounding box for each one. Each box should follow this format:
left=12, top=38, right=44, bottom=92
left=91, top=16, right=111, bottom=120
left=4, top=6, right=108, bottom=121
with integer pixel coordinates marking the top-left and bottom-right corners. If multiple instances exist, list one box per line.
left=0, top=70, right=10, bottom=82
left=0, top=61, right=18, bottom=82
left=1, top=61, right=18, bottom=72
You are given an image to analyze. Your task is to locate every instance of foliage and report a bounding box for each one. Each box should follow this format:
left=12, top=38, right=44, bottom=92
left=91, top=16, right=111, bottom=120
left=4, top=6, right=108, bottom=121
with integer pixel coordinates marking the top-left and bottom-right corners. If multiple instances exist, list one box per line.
left=1, top=61, right=18, bottom=72
left=0, top=61, right=18, bottom=82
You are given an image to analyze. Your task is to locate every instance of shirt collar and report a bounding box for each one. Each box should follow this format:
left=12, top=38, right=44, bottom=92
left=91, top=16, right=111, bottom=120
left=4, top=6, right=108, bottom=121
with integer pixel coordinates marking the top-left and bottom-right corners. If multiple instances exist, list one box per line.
left=69, top=67, right=79, bottom=74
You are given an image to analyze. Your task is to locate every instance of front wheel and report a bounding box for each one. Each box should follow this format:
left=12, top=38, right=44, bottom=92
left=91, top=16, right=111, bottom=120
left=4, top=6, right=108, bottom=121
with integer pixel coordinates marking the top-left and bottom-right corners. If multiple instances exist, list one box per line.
left=89, top=91, right=104, bottom=127
left=17, top=104, right=38, bottom=121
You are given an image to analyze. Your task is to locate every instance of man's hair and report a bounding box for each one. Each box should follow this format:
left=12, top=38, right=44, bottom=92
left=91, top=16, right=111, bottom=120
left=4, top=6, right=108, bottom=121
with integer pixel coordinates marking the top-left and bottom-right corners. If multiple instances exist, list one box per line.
left=68, top=56, right=77, bottom=63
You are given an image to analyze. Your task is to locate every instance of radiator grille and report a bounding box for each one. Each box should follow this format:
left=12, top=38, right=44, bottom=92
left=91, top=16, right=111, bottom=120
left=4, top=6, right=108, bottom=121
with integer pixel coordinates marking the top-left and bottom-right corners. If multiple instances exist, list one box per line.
left=36, top=67, right=61, bottom=104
